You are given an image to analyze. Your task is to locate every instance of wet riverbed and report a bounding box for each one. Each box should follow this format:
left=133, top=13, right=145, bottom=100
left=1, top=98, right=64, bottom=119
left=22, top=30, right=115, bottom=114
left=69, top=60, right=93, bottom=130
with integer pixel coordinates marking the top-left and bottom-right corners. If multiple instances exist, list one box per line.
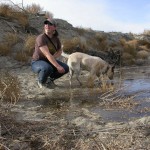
left=11, top=66, right=150, bottom=123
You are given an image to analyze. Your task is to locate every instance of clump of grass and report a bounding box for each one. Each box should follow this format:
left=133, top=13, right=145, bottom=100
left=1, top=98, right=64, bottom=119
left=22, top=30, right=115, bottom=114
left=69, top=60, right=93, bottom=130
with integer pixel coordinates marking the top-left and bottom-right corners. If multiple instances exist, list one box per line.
left=24, top=35, right=36, bottom=56
left=14, top=51, right=29, bottom=62
left=75, top=27, right=87, bottom=35
left=63, top=37, right=88, bottom=53
left=136, top=50, right=149, bottom=59
left=100, top=76, right=114, bottom=92
left=121, top=52, right=135, bottom=65
left=120, top=39, right=137, bottom=57
left=25, top=3, right=43, bottom=14
left=0, top=71, right=21, bottom=105
left=0, top=32, right=19, bottom=56
left=120, top=38, right=138, bottom=65
left=0, top=4, right=13, bottom=18
left=0, top=3, right=29, bottom=28
left=0, top=43, right=11, bottom=56
left=3, top=32, right=19, bottom=46
left=13, top=11, right=29, bottom=28
left=99, top=86, right=139, bottom=110
left=143, top=29, right=150, bottom=36
left=93, top=33, right=108, bottom=51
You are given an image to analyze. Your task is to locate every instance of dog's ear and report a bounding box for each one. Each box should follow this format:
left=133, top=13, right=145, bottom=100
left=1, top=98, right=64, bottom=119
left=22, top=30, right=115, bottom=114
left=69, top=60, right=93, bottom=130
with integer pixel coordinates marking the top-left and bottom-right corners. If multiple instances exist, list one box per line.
left=112, top=64, right=115, bottom=72
left=103, top=65, right=109, bottom=74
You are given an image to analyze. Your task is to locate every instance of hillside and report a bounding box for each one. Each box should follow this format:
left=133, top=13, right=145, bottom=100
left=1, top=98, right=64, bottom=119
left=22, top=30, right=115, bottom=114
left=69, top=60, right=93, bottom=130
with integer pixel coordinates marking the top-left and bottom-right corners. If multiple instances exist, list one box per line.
left=0, top=12, right=150, bottom=67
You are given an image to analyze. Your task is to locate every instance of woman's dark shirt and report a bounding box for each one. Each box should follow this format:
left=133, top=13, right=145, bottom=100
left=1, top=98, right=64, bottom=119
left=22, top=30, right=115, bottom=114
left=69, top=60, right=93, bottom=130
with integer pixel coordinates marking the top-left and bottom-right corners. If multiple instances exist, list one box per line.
left=32, top=33, right=61, bottom=61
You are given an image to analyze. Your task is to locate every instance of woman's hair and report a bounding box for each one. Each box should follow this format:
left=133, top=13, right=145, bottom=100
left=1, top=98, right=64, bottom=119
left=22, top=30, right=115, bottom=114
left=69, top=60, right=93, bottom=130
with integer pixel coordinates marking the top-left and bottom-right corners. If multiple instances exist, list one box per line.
left=53, top=30, right=59, bottom=36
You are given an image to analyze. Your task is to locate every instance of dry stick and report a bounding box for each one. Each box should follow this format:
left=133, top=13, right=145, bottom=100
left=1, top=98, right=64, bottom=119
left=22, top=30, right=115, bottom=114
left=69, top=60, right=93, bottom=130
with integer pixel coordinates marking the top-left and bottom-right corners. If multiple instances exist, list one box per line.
left=8, top=0, right=27, bottom=13
left=92, top=137, right=108, bottom=150
left=0, top=143, right=11, bottom=150
left=3, top=20, right=17, bottom=33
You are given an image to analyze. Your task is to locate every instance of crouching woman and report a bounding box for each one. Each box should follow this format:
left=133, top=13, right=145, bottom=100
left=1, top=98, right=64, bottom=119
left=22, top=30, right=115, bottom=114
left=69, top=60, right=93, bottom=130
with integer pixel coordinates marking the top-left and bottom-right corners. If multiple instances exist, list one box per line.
left=31, top=19, right=69, bottom=88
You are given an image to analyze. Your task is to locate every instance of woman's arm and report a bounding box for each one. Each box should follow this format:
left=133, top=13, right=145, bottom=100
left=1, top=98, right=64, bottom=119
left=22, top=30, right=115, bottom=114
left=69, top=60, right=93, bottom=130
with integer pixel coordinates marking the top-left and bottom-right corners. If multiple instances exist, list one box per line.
left=53, top=49, right=62, bottom=59
left=40, top=45, right=65, bottom=73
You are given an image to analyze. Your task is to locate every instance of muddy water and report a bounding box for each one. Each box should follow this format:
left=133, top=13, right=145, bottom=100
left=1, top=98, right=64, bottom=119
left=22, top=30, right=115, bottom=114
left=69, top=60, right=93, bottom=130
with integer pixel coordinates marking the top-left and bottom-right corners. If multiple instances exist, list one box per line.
left=11, top=66, right=150, bottom=122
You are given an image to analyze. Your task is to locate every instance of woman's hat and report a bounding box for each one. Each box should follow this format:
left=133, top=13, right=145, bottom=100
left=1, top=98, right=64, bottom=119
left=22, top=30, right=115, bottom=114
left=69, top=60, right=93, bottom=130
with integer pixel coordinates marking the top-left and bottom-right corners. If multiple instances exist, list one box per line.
left=44, top=19, right=56, bottom=27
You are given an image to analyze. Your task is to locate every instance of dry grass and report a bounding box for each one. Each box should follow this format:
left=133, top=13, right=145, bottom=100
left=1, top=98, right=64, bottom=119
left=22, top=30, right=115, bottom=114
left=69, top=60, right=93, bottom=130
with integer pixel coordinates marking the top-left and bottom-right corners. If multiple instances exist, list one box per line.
left=1, top=114, right=149, bottom=150
left=94, top=33, right=108, bottom=51
left=0, top=71, right=20, bottom=105
left=25, top=3, right=43, bottom=14
left=137, top=50, right=149, bottom=59
left=0, top=32, right=19, bottom=56
left=0, top=43, right=11, bottom=56
left=63, top=37, right=88, bottom=53
left=99, top=86, right=139, bottom=110
left=13, top=12, right=29, bottom=28
left=0, top=4, right=29, bottom=28
left=14, top=51, right=29, bottom=62
left=76, top=27, right=87, bottom=35
left=143, top=29, right=150, bottom=35
left=24, top=35, right=36, bottom=56
left=3, top=32, right=19, bottom=46
left=0, top=4, right=13, bottom=18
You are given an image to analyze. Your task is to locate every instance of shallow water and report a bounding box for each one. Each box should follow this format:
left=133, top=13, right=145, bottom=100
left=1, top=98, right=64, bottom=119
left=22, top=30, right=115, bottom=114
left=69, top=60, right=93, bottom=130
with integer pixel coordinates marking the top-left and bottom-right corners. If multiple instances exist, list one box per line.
left=11, top=66, right=150, bottom=123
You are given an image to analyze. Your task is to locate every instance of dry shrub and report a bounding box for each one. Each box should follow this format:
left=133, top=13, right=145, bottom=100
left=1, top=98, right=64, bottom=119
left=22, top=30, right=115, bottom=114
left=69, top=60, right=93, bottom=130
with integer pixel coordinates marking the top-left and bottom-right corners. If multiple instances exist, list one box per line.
left=143, top=29, right=150, bottom=35
left=14, top=51, right=29, bottom=62
left=0, top=43, right=11, bottom=56
left=63, top=37, right=87, bottom=53
left=0, top=71, right=20, bottom=105
left=120, top=38, right=137, bottom=58
left=76, top=27, right=90, bottom=35
left=0, top=3, right=29, bottom=28
left=25, top=3, right=43, bottom=14
left=119, top=38, right=126, bottom=47
left=137, top=50, right=149, bottom=59
left=95, top=33, right=108, bottom=51
left=45, top=11, right=54, bottom=19
left=122, top=52, right=133, bottom=60
left=138, top=40, right=150, bottom=51
left=0, top=4, right=13, bottom=18
left=24, top=35, right=36, bottom=56
left=121, top=52, right=135, bottom=65
left=13, top=12, right=29, bottom=28
left=126, top=39, right=138, bottom=49
left=84, top=33, right=109, bottom=51
left=138, top=45, right=149, bottom=51
left=3, top=32, right=19, bottom=46
left=95, top=33, right=107, bottom=42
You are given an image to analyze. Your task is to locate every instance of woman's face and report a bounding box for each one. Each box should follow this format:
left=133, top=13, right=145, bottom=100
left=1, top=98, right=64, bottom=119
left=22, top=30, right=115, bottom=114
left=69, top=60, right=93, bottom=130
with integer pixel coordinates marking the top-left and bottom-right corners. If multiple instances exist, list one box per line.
left=44, top=24, right=56, bottom=34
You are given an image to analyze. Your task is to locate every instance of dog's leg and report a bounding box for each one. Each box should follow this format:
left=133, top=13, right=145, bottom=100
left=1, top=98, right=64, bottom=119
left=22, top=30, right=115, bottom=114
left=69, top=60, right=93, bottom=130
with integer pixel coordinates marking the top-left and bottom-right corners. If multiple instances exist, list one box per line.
left=76, top=70, right=82, bottom=86
left=69, top=69, right=74, bottom=87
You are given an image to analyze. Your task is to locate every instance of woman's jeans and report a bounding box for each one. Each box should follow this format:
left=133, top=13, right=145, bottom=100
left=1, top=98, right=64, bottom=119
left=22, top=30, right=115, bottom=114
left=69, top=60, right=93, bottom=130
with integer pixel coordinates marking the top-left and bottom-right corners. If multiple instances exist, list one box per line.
left=31, top=60, right=69, bottom=84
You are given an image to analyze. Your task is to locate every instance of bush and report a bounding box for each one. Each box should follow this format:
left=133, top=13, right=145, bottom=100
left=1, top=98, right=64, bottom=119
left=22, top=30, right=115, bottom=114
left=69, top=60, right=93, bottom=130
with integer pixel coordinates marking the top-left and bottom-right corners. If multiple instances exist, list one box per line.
left=0, top=71, right=20, bottom=105
left=24, top=35, right=36, bottom=56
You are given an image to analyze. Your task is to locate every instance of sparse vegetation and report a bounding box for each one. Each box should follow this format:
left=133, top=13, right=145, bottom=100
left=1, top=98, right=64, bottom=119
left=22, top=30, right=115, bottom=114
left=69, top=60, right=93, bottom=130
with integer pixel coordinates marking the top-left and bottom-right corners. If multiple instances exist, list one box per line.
left=0, top=71, right=20, bottom=105
left=24, top=35, right=36, bottom=56
left=0, top=43, right=11, bottom=56
left=14, top=50, right=29, bottom=62
left=4, top=32, right=19, bottom=46
left=137, top=50, right=149, bottom=59
left=25, top=3, right=43, bottom=14
left=63, top=37, right=88, bottom=53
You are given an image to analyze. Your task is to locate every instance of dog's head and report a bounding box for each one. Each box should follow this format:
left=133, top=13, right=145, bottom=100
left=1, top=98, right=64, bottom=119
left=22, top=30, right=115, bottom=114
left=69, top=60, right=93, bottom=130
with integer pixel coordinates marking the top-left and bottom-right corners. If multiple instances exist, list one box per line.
left=105, top=64, right=115, bottom=80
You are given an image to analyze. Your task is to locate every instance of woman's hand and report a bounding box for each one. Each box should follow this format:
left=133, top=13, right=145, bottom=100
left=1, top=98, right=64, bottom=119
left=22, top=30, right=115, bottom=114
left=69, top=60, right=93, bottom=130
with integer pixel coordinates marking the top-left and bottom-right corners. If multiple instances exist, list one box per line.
left=56, top=65, right=65, bottom=73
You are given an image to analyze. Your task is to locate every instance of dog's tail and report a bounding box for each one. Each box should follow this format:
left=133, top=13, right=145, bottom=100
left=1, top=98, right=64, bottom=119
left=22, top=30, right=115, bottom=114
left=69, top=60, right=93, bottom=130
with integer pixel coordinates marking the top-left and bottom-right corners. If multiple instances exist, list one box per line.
left=61, top=45, right=70, bottom=58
